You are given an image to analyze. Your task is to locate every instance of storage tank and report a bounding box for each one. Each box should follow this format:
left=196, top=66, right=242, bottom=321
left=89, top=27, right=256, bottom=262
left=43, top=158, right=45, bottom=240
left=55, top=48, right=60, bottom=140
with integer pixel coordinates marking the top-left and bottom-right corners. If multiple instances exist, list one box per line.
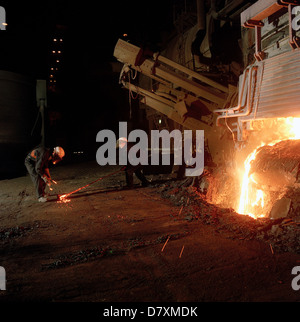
left=0, top=70, right=36, bottom=179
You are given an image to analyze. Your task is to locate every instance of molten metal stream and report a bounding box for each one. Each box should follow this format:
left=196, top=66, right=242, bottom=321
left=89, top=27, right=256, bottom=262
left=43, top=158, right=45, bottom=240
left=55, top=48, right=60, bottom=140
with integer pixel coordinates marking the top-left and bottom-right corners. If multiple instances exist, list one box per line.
left=237, top=145, right=261, bottom=217
left=237, top=141, right=278, bottom=218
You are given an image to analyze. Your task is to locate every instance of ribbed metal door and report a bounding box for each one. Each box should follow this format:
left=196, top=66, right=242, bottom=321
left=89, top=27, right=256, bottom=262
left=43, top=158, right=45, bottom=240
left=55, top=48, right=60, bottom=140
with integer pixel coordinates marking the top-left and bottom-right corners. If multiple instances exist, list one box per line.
left=242, top=48, right=300, bottom=121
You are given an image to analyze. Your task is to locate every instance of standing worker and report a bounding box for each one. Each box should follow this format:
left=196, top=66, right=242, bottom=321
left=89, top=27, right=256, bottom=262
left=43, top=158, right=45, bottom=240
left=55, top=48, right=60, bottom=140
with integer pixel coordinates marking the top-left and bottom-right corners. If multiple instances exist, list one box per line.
left=25, top=145, right=65, bottom=202
left=116, top=137, right=150, bottom=189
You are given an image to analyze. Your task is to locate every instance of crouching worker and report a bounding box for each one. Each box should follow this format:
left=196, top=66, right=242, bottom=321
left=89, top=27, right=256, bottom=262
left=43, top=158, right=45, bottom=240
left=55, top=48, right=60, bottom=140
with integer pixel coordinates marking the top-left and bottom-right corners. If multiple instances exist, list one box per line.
left=116, top=137, right=150, bottom=189
left=25, top=145, right=65, bottom=202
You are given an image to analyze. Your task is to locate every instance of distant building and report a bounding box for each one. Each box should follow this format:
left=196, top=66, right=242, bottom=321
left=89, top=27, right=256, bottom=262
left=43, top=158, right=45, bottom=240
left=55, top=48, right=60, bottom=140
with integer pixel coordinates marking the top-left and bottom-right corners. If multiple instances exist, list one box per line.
left=48, top=25, right=67, bottom=93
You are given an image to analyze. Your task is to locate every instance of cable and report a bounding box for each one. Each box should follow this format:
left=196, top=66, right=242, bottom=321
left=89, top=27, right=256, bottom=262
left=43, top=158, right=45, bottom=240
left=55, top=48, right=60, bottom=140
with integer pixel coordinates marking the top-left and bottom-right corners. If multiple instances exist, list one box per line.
left=127, top=68, right=139, bottom=119
left=225, top=110, right=236, bottom=142
left=253, top=62, right=265, bottom=120
left=31, top=109, right=41, bottom=136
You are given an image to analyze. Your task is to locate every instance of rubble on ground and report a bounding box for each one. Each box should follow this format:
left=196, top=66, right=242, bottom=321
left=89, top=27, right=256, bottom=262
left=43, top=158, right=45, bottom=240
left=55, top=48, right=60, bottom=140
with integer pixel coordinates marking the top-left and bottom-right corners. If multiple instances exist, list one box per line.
left=247, top=140, right=300, bottom=218
left=250, top=140, right=300, bottom=188
left=41, top=231, right=189, bottom=270
left=154, top=175, right=300, bottom=254
left=0, top=223, right=37, bottom=242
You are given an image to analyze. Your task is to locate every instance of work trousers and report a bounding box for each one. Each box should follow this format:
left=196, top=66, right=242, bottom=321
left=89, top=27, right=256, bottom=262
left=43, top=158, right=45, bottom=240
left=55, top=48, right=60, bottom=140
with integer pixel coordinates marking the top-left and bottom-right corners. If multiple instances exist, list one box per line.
left=24, top=157, right=46, bottom=199
left=125, top=165, right=149, bottom=188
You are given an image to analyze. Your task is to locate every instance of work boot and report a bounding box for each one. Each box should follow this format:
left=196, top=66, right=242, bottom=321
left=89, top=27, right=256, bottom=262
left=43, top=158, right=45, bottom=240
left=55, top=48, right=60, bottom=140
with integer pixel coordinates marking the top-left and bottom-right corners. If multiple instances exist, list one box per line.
left=142, top=180, right=150, bottom=187
left=38, top=196, right=48, bottom=203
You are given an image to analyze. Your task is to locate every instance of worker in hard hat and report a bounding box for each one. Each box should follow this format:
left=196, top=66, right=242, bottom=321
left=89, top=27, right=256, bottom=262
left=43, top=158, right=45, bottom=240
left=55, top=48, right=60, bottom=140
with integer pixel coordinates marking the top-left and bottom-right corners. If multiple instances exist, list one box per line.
left=116, top=137, right=150, bottom=189
left=25, top=145, right=65, bottom=202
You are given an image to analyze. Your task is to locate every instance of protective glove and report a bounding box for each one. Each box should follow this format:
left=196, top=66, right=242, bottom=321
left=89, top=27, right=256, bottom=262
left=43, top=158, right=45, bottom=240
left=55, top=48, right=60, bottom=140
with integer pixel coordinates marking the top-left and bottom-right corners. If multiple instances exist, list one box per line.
left=42, top=175, right=51, bottom=187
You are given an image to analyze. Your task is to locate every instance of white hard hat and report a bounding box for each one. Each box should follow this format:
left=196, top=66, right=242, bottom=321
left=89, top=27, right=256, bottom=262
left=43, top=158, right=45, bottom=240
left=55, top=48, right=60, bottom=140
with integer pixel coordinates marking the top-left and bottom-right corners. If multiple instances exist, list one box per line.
left=116, top=137, right=127, bottom=149
left=54, top=146, right=65, bottom=158
left=52, top=146, right=65, bottom=164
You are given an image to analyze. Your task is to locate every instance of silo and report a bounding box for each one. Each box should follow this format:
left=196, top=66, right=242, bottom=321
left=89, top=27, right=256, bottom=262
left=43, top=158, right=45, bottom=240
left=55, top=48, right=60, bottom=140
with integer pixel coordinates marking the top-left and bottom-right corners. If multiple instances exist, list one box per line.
left=0, top=70, right=36, bottom=179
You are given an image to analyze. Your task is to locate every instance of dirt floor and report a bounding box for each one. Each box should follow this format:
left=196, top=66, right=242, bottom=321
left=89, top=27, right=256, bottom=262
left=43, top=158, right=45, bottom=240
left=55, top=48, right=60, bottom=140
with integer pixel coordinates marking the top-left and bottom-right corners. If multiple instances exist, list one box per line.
left=0, top=160, right=300, bottom=302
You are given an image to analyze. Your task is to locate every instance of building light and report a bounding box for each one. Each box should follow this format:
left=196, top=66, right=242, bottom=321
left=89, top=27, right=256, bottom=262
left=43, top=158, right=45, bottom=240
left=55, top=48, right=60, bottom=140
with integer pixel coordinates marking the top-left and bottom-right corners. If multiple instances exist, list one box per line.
left=158, top=119, right=162, bottom=124
left=53, top=38, right=57, bottom=42
left=50, top=67, right=54, bottom=70
left=52, top=50, right=56, bottom=54
left=60, top=38, right=63, bottom=42
left=57, top=50, right=61, bottom=54
left=56, top=60, right=60, bottom=63
left=50, top=75, right=54, bottom=78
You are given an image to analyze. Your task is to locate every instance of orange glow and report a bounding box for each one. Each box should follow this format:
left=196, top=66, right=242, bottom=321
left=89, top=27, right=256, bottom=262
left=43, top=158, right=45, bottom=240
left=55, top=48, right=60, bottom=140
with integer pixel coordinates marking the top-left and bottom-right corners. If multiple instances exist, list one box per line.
left=58, top=198, right=71, bottom=204
left=237, top=117, right=300, bottom=219
left=286, top=117, right=300, bottom=139
left=252, top=189, right=264, bottom=208
left=57, top=194, right=71, bottom=204
left=237, top=143, right=266, bottom=218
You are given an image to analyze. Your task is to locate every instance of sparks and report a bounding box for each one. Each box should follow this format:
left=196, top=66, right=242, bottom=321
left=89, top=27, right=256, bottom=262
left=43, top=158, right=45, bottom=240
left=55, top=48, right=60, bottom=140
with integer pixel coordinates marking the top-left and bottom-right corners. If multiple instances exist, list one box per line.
left=57, top=194, right=71, bottom=203
left=237, top=117, right=300, bottom=219
left=56, top=167, right=125, bottom=203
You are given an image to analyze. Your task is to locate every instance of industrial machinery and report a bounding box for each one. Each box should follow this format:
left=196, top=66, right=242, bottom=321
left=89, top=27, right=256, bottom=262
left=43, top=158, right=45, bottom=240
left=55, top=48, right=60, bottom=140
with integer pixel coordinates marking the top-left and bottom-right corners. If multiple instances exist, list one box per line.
left=114, top=0, right=300, bottom=158
left=113, top=0, right=300, bottom=217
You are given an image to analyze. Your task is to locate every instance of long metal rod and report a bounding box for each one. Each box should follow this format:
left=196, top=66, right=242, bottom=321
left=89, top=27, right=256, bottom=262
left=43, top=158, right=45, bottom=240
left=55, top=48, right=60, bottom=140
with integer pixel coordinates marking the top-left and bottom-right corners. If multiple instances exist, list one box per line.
left=58, top=167, right=125, bottom=200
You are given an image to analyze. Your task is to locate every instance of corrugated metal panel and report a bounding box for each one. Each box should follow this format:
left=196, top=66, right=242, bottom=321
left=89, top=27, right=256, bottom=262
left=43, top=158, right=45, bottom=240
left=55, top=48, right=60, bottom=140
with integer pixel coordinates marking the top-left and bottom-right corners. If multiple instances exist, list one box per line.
left=241, top=48, right=300, bottom=121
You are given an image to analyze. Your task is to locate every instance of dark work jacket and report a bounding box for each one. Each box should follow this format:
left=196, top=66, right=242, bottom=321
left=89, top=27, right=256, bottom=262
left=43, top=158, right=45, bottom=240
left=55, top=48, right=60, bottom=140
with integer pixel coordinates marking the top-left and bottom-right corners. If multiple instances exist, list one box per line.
left=27, top=145, right=52, bottom=178
left=117, top=142, right=148, bottom=169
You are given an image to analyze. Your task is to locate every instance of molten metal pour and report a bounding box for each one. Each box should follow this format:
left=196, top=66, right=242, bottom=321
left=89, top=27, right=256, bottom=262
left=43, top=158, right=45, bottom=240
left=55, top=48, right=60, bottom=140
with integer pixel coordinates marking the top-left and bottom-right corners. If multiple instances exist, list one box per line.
left=237, top=117, right=300, bottom=219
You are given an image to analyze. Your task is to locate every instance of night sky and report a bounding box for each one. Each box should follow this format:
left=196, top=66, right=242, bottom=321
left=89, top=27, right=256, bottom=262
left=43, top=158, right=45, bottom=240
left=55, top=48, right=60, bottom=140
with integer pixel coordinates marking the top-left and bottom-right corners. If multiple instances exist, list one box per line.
left=0, top=0, right=174, bottom=158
